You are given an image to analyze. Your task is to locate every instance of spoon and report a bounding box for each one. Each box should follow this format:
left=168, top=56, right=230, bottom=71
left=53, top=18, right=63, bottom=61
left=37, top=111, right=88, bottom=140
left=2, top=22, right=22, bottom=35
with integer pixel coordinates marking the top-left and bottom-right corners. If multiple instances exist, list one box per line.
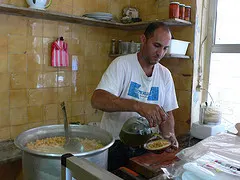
left=60, top=102, right=84, bottom=152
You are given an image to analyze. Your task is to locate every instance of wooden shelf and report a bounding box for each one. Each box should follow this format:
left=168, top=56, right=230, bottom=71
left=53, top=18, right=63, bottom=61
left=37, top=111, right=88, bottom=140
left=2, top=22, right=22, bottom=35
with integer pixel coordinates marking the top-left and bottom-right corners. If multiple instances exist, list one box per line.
left=0, top=4, right=192, bottom=31
left=109, top=54, right=190, bottom=59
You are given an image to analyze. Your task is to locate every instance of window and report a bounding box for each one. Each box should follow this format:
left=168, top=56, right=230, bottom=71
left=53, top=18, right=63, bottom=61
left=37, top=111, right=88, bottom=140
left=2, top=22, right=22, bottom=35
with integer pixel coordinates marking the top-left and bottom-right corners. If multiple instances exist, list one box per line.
left=205, top=0, right=240, bottom=128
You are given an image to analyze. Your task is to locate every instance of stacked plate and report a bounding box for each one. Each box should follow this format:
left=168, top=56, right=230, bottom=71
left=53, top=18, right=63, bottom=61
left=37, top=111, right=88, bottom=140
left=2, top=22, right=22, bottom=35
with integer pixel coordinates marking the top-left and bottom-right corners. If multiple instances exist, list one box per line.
left=83, top=12, right=113, bottom=21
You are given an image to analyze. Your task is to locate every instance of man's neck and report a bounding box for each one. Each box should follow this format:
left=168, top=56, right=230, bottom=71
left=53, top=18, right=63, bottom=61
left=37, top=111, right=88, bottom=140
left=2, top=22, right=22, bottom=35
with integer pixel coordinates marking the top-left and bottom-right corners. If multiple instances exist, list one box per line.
left=137, top=52, right=154, bottom=77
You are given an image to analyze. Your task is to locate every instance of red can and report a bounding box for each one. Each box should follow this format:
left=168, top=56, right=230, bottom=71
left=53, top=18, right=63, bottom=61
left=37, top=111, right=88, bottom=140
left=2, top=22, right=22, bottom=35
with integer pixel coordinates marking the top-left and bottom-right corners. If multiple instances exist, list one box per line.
left=169, top=2, right=180, bottom=19
left=179, top=4, right=185, bottom=19
left=184, top=5, right=191, bottom=21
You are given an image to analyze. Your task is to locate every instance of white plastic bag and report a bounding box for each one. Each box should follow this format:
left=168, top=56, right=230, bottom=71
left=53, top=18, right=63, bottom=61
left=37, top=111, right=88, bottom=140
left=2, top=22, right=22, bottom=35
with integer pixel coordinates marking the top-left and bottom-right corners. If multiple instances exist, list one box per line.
left=176, top=133, right=240, bottom=162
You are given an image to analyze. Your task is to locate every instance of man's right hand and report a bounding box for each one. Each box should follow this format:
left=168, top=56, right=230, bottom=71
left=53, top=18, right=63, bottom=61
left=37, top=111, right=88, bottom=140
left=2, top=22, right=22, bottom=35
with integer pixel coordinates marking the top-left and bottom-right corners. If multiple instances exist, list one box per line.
left=135, top=102, right=168, bottom=127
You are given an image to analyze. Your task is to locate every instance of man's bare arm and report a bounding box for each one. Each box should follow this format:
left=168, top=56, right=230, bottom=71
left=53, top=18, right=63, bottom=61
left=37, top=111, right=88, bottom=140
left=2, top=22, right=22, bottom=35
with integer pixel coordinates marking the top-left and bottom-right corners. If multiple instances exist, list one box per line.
left=91, top=89, right=166, bottom=127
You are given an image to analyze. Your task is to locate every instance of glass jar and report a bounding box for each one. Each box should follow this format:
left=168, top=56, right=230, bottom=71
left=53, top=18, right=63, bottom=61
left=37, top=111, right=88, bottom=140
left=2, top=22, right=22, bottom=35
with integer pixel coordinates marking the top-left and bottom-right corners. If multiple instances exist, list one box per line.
left=117, top=40, right=122, bottom=54
left=179, top=4, right=185, bottom=20
left=169, top=2, right=180, bottom=19
left=184, top=5, right=191, bottom=21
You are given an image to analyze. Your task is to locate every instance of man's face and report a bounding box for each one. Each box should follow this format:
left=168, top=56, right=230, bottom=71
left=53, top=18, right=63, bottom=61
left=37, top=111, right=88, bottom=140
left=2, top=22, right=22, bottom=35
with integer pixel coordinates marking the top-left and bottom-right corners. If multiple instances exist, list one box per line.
left=141, top=28, right=171, bottom=65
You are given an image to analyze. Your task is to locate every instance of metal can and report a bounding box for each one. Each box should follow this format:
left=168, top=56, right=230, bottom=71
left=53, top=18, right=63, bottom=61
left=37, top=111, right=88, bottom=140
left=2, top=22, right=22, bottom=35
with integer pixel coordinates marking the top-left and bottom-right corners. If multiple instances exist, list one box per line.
left=169, top=2, right=180, bottom=19
left=179, top=4, right=185, bottom=20
left=118, top=40, right=122, bottom=54
left=184, top=5, right=191, bottom=21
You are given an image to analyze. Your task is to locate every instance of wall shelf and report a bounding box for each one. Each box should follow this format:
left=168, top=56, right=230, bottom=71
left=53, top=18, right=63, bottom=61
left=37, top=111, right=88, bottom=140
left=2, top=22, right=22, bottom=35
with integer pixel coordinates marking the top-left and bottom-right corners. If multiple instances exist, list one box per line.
left=0, top=4, right=192, bottom=31
left=109, top=54, right=190, bottom=59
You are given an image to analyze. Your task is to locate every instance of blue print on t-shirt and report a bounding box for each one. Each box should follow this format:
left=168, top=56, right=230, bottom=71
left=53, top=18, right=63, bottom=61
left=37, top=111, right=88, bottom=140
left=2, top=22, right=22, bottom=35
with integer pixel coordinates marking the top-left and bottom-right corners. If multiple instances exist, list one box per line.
left=128, top=81, right=159, bottom=101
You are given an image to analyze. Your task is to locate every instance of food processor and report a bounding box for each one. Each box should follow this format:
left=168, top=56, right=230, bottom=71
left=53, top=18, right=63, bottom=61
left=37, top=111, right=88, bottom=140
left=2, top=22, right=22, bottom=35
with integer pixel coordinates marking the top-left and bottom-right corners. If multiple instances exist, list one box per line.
left=190, top=103, right=225, bottom=139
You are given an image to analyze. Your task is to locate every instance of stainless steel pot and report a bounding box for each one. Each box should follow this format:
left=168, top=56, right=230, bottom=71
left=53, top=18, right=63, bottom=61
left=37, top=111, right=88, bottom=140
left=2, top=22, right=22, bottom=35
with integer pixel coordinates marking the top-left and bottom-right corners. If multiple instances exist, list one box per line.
left=14, top=124, right=114, bottom=180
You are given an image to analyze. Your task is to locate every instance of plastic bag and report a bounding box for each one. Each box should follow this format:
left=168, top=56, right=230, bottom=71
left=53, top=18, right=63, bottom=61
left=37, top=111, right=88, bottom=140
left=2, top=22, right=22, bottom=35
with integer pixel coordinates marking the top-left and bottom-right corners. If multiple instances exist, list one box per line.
left=182, top=152, right=240, bottom=180
left=176, top=133, right=240, bottom=162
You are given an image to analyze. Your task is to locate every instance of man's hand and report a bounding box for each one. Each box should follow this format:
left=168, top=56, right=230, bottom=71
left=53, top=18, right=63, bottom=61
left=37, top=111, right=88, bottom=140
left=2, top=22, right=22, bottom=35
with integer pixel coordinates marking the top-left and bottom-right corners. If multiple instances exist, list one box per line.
left=136, top=102, right=168, bottom=127
left=163, top=133, right=179, bottom=152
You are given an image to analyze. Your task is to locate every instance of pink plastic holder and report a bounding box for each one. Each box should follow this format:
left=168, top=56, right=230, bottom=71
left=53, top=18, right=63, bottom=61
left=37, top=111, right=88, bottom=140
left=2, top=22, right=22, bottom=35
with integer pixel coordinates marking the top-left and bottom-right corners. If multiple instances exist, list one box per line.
left=51, top=38, right=69, bottom=67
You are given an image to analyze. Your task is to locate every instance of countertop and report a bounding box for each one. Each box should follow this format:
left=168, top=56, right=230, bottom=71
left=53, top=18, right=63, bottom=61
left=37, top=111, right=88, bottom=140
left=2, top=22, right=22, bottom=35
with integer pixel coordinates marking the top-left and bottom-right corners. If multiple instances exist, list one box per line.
left=0, top=140, right=21, bottom=165
left=0, top=133, right=201, bottom=165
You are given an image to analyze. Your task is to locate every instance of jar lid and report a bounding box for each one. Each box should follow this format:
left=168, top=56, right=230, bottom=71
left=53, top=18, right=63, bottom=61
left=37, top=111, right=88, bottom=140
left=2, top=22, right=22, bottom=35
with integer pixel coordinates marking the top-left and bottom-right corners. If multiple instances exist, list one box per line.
left=180, top=4, right=185, bottom=6
left=185, top=5, right=191, bottom=8
left=170, top=2, right=180, bottom=4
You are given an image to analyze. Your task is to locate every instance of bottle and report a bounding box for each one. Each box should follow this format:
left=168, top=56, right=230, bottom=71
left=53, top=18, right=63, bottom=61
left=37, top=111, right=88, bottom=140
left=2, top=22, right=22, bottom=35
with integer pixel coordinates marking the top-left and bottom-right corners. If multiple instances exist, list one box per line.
left=184, top=5, right=191, bottom=21
left=179, top=4, right=185, bottom=20
left=111, top=39, right=116, bottom=54
left=169, top=2, right=180, bottom=19
left=118, top=40, right=122, bottom=54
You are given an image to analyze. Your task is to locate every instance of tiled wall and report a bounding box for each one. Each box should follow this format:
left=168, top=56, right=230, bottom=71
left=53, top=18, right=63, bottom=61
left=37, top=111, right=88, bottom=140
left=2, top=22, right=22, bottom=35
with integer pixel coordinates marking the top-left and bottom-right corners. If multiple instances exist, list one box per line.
left=0, top=0, right=195, bottom=140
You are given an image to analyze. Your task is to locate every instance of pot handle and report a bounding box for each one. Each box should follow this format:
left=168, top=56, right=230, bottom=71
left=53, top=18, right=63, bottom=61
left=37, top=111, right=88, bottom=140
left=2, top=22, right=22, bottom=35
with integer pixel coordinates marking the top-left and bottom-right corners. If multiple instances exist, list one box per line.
left=45, top=0, right=52, bottom=9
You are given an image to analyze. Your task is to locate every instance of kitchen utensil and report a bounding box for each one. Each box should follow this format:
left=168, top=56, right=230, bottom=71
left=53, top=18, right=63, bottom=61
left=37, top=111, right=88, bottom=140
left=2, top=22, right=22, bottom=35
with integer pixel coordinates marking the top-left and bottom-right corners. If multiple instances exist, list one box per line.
left=14, top=124, right=114, bottom=180
left=26, top=0, right=52, bottom=10
left=60, top=102, right=84, bottom=152
left=119, top=116, right=158, bottom=147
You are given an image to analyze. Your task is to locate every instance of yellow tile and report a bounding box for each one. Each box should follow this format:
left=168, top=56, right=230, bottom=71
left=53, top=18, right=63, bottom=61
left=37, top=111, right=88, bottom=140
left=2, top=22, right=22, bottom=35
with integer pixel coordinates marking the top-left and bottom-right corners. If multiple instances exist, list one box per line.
left=10, top=124, right=29, bottom=139
left=27, top=37, right=43, bottom=54
left=0, top=73, right=10, bottom=92
left=60, top=0, right=73, bottom=14
left=97, top=0, right=109, bottom=12
left=28, top=122, right=44, bottom=129
left=27, top=71, right=44, bottom=88
left=86, top=0, right=98, bottom=13
left=43, top=120, right=58, bottom=125
left=27, top=19, right=43, bottom=37
left=0, top=108, right=10, bottom=128
left=58, top=23, right=71, bottom=39
left=8, top=54, right=27, bottom=72
left=98, top=43, right=111, bottom=57
left=72, top=6, right=85, bottom=16
left=71, top=86, right=85, bottom=101
left=0, top=127, right=11, bottom=141
left=0, top=15, right=9, bottom=35
left=43, top=72, right=58, bottom=88
left=43, top=20, right=58, bottom=37
left=9, top=0, right=28, bottom=7
left=84, top=56, right=108, bottom=71
left=85, top=70, right=103, bottom=85
left=43, top=37, right=55, bottom=56
left=85, top=85, right=96, bottom=101
left=27, top=53, right=43, bottom=71
left=42, top=88, right=58, bottom=104
left=84, top=102, right=95, bottom=114
left=72, top=25, right=87, bottom=41
left=10, top=107, right=28, bottom=125
left=47, top=0, right=60, bottom=12
left=72, top=101, right=85, bottom=116
left=6, top=16, right=27, bottom=36
left=28, top=89, right=43, bottom=106
left=0, top=35, right=8, bottom=54
left=28, top=106, right=43, bottom=122
left=72, top=0, right=88, bottom=11
left=71, top=115, right=85, bottom=124
left=10, top=72, right=27, bottom=89
left=58, top=87, right=71, bottom=102
left=68, top=38, right=85, bottom=55
left=43, top=104, right=58, bottom=121
left=0, top=54, right=8, bottom=73
left=43, top=54, right=57, bottom=72
left=0, top=91, right=9, bottom=107
left=10, top=89, right=28, bottom=107
left=58, top=71, right=71, bottom=87
left=75, top=70, right=85, bottom=86
left=85, top=41, right=99, bottom=56
left=8, top=35, right=27, bottom=54
left=87, top=27, right=108, bottom=42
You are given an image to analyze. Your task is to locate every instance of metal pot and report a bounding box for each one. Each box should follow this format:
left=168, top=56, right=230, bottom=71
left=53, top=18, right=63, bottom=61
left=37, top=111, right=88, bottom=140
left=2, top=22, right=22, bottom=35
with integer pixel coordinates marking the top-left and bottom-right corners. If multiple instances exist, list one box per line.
left=14, top=124, right=114, bottom=180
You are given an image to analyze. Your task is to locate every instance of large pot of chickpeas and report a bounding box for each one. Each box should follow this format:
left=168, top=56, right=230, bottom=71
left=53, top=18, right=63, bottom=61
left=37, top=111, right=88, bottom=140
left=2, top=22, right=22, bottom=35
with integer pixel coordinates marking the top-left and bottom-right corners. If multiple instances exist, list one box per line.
left=14, top=124, right=114, bottom=180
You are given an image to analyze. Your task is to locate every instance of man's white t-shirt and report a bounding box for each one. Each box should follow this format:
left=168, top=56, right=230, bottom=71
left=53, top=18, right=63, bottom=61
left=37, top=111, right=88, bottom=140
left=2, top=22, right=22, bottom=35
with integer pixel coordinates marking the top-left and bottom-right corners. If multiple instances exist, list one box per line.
left=96, top=53, right=178, bottom=139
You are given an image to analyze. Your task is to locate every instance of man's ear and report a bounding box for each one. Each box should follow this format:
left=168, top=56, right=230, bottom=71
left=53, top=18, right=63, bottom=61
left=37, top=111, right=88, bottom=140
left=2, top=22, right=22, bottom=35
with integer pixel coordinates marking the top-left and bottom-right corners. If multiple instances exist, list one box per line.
left=140, top=34, right=146, bottom=44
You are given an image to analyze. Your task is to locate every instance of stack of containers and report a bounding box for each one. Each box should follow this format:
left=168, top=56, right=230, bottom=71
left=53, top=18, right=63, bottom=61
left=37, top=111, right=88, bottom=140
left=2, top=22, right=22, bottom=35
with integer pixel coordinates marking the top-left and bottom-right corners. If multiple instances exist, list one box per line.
left=169, top=1, right=191, bottom=21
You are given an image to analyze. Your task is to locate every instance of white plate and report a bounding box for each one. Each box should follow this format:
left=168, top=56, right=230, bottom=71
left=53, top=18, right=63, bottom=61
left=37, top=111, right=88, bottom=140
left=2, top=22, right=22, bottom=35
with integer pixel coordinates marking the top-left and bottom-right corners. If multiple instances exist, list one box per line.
left=83, top=12, right=112, bottom=17
left=83, top=15, right=112, bottom=21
